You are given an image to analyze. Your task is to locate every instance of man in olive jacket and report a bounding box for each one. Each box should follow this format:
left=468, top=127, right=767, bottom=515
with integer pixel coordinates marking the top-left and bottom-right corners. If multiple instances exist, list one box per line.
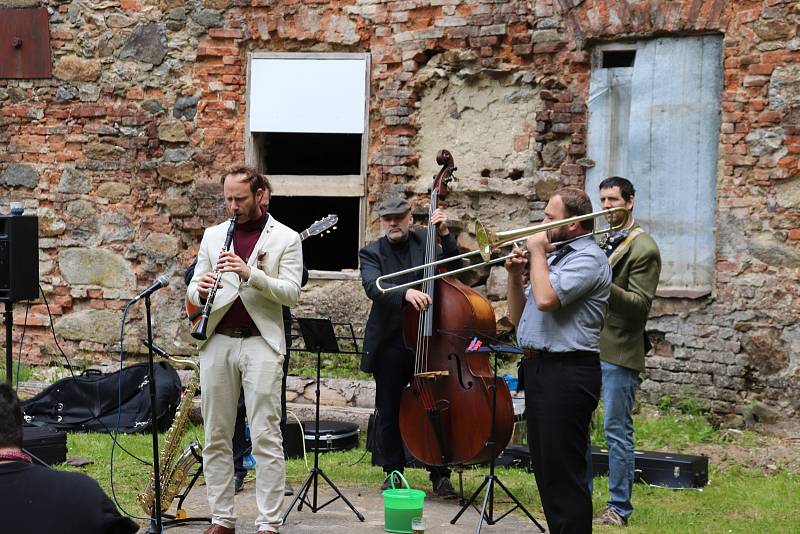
left=593, top=177, right=661, bottom=527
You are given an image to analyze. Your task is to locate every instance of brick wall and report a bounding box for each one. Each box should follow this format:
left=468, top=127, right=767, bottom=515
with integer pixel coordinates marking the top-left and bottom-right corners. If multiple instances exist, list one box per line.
left=0, top=0, right=798, bottom=416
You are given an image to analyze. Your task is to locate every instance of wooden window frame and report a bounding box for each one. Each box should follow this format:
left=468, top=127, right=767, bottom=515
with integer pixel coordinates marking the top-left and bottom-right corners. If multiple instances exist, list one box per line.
left=245, top=52, right=370, bottom=280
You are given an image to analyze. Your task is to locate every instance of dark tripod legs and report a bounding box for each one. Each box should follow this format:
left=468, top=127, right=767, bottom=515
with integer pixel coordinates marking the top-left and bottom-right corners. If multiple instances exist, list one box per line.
left=450, top=348, right=545, bottom=533
left=281, top=350, right=364, bottom=524
left=451, top=470, right=544, bottom=533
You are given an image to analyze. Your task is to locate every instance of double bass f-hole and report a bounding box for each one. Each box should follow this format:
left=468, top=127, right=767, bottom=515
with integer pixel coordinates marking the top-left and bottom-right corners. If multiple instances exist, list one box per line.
left=447, top=352, right=472, bottom=390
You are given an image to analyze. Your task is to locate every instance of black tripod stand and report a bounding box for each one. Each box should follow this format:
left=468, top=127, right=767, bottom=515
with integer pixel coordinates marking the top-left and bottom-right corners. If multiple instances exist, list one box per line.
left=450, top=342, right=544, bottom=533
left=282, top=318, right=364, bottom=524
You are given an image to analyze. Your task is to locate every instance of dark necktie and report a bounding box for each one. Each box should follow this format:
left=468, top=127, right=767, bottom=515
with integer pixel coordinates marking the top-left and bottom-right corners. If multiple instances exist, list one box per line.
left=602, top=229, right=629, bottom=257
left=550, top=244, right=573, bottom=266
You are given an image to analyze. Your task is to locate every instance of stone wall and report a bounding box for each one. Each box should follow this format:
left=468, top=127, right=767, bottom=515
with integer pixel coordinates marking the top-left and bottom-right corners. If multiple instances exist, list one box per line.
left=0, top=0, right=798, bottom=416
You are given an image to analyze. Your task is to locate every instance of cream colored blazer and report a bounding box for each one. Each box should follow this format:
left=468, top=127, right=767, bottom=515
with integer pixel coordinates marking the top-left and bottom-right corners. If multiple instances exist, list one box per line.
left=187, top=215, right=303, bottom=353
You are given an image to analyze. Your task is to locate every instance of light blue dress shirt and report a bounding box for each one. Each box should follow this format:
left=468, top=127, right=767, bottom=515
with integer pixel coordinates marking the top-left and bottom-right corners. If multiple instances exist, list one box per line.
left=517, top=235, right=611, bottom=353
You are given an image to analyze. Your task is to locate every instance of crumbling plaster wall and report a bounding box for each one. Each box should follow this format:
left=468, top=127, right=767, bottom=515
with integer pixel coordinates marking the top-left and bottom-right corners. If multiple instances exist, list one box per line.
left=412, top=56, right=542, bottom=242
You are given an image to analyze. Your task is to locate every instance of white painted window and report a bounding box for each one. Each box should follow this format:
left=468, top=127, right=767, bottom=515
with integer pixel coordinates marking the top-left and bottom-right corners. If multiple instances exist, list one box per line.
left=246, top=53, right=370, bottom=275
left=586, top=36, right=723, bottom=296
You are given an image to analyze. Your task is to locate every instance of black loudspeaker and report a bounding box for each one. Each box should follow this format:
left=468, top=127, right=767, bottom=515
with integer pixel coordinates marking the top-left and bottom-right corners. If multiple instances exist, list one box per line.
left=0, top=215, right=38, bottom=302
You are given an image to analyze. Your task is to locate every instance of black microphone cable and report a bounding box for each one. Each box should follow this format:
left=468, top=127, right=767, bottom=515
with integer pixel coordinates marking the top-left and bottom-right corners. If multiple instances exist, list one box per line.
left=109, top=299, right=152, bottom=524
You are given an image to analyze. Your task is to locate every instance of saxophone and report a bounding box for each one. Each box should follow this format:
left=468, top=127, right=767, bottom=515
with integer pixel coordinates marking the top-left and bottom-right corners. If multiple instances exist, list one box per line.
left=138, top=355, right=201, bottom=517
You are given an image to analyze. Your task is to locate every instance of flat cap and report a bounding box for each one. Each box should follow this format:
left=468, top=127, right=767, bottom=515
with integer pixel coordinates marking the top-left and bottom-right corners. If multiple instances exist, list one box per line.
left=376, top=197, right=411, bottom=216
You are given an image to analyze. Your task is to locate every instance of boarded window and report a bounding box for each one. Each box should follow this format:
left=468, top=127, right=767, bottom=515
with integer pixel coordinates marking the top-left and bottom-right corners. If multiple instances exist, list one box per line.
left=247, top=53, right=370, bottom=275
left=586, top=36, right=723, bottom=296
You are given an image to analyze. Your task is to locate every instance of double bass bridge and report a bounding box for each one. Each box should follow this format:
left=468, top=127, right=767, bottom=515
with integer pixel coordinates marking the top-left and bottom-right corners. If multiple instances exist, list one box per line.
left=413, top=371, right=449, bottom=379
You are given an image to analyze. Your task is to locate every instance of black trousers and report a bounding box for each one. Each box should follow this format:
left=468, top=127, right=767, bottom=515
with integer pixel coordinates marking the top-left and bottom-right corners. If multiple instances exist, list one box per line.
left=373, top=343, right=450, bottom=482
left=523, top=354, right=600, bottom=534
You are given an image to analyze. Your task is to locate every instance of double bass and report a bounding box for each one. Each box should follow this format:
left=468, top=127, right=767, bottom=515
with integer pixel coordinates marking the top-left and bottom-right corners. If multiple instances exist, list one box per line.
left=398, top=150, right=514, bottom=467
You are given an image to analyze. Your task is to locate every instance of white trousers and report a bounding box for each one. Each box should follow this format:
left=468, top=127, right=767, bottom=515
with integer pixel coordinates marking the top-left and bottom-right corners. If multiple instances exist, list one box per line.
left=200, top=333, right=285, bottom=532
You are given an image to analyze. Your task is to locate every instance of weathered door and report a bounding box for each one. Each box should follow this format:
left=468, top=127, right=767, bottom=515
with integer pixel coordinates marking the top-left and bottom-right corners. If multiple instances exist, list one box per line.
left=586, top=36, right=723, bottom=295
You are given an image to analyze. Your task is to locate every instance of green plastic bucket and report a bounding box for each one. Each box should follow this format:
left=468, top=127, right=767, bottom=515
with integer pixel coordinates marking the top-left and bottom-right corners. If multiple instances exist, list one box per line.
left=382, top=471, right=425, bottom=533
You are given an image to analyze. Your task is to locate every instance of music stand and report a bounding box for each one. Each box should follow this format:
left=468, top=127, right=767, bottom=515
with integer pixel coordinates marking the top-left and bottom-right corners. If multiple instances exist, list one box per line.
left=450, top=341, right=544, bottom=533
left=281, top=318, right=365, bottom=524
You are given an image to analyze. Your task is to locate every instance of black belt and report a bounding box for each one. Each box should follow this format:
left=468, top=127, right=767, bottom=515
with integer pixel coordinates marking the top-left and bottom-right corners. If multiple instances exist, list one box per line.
left=522, top=348, right=598, bottom=360
left=216, top=326, right=260, bottom=338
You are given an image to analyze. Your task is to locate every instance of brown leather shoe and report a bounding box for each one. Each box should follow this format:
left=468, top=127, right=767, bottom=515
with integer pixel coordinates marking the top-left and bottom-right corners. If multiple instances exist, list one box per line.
left=203, top=524, right=235, bottom=534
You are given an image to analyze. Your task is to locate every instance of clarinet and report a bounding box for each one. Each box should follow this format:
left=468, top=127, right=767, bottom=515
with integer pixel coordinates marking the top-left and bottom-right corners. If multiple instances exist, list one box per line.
left=191, top=216, right=237, bottom=340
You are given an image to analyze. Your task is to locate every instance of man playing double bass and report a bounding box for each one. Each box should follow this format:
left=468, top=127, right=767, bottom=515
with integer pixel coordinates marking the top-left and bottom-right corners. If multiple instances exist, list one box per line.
left=359, top=197, right=458, bottom=498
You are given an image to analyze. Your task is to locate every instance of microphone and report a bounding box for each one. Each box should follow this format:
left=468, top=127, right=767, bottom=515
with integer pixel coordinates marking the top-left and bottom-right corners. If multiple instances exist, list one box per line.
left=142, top=339, right=168, bottom=358
left=131, top=274, right=170, bottom=302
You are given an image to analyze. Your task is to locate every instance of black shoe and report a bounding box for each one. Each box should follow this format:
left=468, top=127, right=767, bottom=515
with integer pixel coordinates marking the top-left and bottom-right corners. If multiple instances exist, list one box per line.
left=234, top=473, right=245, bottom=493
left=381, top=472, right=403, bottom=491
left=433, top=477, right=457, bottom=499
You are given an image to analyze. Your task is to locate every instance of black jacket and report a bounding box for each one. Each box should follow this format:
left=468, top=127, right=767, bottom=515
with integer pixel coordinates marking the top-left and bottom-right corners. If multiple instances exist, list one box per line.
left=358, top=229, right=458, bottom=373
left=0, top=461, right=139, bottom=533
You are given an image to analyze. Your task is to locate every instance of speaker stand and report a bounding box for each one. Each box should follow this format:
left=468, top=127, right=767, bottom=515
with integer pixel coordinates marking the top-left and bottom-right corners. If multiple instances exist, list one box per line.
left=4, top=302, right=12, bottom=385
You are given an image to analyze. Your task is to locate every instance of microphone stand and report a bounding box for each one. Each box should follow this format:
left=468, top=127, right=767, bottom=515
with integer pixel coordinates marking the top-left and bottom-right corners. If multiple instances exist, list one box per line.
left=143, top=295, right=163, bottom=534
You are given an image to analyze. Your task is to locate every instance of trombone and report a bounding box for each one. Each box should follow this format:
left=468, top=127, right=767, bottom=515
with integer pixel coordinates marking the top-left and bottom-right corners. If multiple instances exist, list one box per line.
left=375, top=207, right=629, bottom=293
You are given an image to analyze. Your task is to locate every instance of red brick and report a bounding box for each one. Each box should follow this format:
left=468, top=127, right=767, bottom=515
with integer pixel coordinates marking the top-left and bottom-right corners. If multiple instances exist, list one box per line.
left=120, top=0, right=140, bottom=10
left=561, top=164, right=583, bottom=176
left=209, top=28, right=244, bottom=39
left=747, top=64, right=774, bottom=76
left=758, top=111, right=781, bottom=124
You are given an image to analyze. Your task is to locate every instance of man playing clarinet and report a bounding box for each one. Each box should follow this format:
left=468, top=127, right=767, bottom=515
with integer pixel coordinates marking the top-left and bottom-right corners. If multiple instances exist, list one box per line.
left=187, top=166, right=303, bottom=534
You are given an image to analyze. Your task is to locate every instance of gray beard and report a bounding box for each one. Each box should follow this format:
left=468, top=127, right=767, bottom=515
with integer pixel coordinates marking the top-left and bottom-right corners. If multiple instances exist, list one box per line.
left=386, top=231, right=409, bottom=243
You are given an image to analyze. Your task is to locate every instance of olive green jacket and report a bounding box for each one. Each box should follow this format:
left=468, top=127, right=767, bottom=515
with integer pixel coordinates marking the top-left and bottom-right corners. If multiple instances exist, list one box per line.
left=599, top=224, right=662, bottom=372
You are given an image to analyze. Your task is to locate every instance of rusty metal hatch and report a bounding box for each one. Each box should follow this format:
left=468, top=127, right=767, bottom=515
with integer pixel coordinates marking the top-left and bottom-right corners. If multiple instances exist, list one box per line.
left=0, top=8, right=51, bottom=79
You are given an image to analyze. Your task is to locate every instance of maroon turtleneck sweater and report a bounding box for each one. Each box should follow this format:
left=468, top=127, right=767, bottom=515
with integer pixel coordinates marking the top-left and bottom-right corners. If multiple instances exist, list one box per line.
left=216, top=209, right=269, bottom=329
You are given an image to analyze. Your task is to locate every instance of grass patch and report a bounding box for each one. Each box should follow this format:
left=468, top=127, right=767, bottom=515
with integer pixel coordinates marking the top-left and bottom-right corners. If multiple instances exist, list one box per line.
left=0, top=361, right=33, bottom=383
left=289, top=351, right=370, bottom=380
left=589, top=399, right=757, bottom=451
left=56, top=405, right=797, bottom=531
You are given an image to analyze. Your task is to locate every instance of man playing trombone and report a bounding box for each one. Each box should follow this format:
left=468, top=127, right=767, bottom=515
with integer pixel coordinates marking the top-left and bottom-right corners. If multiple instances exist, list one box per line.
left=187, top=166, right=303, bottom=534
left=505, top=187, right=611, bottom=533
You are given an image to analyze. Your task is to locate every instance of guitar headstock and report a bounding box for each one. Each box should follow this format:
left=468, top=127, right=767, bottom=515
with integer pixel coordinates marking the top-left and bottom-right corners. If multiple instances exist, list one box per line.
left=302, top=214, right=338, bottom=240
